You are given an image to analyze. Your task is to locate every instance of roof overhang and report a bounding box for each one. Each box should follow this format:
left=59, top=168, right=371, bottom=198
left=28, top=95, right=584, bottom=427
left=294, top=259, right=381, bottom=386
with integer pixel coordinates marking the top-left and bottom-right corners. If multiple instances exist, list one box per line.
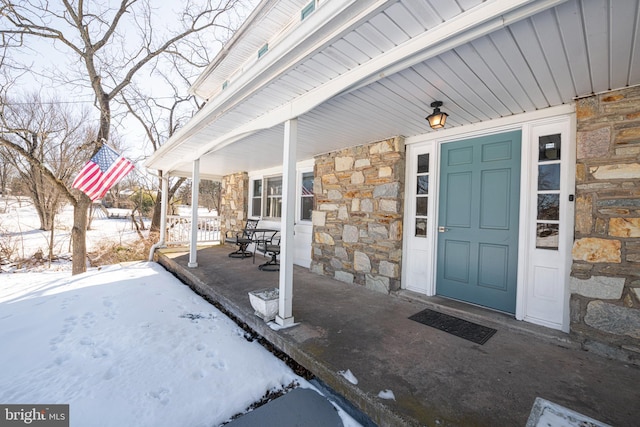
left=146, top=0, right=640, bottom=177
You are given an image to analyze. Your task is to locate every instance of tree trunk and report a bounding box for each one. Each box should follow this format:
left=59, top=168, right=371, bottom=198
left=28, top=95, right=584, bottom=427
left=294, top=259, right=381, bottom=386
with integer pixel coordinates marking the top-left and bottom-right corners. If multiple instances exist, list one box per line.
left=71, top=195, right=91, bottom=275
left=150, top=176, right=186, bottom=232
left=150, top=189, right=162, bottom=233
left=48, top=211, right=56, bottom=264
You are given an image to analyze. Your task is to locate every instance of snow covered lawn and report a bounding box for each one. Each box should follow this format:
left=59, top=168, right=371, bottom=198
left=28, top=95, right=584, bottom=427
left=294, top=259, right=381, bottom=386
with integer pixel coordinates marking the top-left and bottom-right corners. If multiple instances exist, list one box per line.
left=0, top=262, right=307, bottom=426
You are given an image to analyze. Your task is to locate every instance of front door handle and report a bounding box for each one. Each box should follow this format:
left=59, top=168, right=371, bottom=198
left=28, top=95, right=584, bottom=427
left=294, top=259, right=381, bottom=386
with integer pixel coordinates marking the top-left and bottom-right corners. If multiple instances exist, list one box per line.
left=438, top=226, right=450, bottom=233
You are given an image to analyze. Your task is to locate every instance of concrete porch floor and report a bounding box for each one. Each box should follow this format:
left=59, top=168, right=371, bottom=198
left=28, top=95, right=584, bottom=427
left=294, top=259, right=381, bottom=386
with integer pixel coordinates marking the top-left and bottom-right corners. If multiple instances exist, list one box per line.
left=155, top=246, right=639, bottom=427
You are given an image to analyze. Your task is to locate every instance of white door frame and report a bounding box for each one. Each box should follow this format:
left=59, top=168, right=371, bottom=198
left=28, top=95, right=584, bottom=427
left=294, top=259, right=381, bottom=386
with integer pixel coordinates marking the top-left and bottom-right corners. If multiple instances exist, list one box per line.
left=403, top=104, right=575, bottom=331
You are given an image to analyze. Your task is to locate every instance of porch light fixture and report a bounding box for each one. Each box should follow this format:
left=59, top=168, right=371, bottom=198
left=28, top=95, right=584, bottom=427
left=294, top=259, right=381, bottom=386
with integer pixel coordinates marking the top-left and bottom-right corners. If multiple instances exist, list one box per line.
left=426, top=101, right=448, bottom=129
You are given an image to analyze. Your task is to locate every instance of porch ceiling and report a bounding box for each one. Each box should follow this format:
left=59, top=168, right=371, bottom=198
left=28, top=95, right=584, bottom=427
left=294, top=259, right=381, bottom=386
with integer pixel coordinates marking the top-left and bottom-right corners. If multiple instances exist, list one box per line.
left=146, top=0, right=640, bottom=178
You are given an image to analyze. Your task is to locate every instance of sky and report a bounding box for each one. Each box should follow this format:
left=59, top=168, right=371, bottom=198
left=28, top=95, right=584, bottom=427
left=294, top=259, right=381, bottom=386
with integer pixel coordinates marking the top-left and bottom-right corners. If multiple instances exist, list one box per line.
left=0, top=196, right=361, bottom=426
left=2, top=0, right=259, bottom=164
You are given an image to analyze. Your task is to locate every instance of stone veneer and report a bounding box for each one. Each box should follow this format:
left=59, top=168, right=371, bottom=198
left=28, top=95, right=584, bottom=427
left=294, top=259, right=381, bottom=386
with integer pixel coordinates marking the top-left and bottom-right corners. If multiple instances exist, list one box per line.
left=310, top=137, right=405, bottom=293
left=572, top=86, right=640, bottom=360
left=220, top=172, right=249, bottom=242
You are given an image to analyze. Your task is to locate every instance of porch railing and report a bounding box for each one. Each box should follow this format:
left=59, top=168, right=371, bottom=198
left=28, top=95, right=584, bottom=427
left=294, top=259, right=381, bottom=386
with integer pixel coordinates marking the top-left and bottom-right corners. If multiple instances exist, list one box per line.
left=166, top=215, right=221, bottom=245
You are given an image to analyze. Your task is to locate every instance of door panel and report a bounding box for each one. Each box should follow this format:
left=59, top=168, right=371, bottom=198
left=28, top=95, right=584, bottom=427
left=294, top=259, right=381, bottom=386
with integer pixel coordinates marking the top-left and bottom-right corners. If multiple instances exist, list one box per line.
left=446, top=172, right=472, bottom=227
left=478, top=243, right=508, bottom=290
left=437, top=131, right=521, bottom=314
left=443, top=240, right=471, bottom=283
left=480, top=169, right=511, bottom=229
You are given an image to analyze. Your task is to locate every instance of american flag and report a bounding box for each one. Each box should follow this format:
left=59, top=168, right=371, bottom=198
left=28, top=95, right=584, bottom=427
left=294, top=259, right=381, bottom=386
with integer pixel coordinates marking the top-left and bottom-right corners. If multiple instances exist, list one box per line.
left=72, top=145, right=135, bottom=201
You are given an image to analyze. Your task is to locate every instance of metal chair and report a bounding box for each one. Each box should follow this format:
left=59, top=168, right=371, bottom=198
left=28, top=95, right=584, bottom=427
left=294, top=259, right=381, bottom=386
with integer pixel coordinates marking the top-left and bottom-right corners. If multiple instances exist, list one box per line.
left=226, top=219, right=259, bottom=258
left=257, top=233, right=280, bottom=271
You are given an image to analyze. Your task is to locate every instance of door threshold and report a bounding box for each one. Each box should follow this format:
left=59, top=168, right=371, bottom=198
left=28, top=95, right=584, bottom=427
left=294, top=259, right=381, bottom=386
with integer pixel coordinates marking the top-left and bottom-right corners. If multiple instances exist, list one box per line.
left=393, top=290, right=578, bottom=349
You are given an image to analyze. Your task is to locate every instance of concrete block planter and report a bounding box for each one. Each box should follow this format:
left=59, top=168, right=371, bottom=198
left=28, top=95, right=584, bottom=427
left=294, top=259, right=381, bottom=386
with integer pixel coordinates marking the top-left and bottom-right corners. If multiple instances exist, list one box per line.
left=248, top=288, right=279, bottom=322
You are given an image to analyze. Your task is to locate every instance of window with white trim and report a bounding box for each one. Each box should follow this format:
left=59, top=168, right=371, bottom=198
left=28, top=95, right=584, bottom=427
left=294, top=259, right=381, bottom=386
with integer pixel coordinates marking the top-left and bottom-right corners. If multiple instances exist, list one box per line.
left=415, top=153, right=429, bottom=237
left=301, top=1, right=315, bottom=20
left=536, top=134, right=561, bottom=250
left=300, top=172, right=314, bottom=221
left=251, top=179, right=262, bottom=217
left=265, top=176, right=282, bottom=218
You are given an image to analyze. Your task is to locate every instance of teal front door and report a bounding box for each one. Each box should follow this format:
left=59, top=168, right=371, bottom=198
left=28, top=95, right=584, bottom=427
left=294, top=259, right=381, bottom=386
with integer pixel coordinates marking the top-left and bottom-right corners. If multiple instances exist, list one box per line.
left=436, top=131, right=521, bottom=314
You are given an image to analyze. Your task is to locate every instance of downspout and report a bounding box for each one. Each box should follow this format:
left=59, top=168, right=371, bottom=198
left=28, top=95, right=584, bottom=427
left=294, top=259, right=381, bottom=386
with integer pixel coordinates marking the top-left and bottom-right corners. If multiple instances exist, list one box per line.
left=148, top=173, right=169, bottom=261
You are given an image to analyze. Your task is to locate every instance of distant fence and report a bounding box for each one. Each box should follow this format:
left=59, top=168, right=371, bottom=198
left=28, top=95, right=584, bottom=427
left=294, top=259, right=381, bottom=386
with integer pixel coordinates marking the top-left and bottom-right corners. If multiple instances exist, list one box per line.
left=166, top=215, right=221, bottom=245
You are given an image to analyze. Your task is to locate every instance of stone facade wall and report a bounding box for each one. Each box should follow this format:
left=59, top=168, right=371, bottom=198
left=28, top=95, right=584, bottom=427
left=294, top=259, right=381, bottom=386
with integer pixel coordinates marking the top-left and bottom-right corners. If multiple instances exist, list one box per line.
left=220, top=172, right=249, bottom=242
left=571, top=86, right=640, bottom=360
left=310, top=137, right=405, bottom=293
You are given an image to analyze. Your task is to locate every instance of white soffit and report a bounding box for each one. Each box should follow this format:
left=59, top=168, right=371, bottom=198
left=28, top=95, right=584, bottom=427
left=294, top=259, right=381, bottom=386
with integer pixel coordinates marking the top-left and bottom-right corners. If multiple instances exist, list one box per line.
left=148, top=0, right=640, bottom=177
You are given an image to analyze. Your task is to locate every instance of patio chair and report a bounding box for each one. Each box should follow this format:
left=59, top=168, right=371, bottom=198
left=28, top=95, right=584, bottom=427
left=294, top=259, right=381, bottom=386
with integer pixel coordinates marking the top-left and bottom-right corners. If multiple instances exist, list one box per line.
left=257, top=233, right=280, bottom=271
left=226, top=219, right=259, bottom=258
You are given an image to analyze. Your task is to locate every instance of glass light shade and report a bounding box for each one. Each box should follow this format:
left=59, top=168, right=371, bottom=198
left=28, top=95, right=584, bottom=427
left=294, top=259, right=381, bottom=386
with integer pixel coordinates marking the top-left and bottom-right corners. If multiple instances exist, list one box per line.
left=427, top=110, right=448, bottom=129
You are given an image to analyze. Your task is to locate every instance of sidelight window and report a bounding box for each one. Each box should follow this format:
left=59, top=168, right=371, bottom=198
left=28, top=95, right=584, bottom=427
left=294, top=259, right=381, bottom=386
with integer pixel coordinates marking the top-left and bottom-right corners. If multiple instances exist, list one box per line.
left=536, top=134, right=561, bottom=249
left=415, top=153, right=430, bottom=237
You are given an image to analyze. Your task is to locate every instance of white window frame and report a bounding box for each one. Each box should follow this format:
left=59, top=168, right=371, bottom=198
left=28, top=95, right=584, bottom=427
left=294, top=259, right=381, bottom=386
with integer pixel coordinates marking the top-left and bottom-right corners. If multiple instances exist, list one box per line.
left=250, top=178, right=263, bottom=218
left=263, top=174, right=283, bottom=219
left=298, top=167, right=314, bottom=223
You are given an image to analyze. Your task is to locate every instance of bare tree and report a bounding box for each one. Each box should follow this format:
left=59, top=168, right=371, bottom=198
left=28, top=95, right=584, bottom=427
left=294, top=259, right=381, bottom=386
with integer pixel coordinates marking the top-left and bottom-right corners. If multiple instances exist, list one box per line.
left=0, top=0, right=247, bottom=274
left=199, top=180, right=222, bottom=213
left=120, top=75, right=200, bottom=233
left=0, top=147, right=16, bottom=195
left=0, top=93, right=93, bottom=231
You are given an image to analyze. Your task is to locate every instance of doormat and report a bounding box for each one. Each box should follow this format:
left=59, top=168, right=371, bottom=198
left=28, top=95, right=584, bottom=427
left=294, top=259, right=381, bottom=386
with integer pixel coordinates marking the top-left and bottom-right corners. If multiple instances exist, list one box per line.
left=409, top=308, right=497, bottom=345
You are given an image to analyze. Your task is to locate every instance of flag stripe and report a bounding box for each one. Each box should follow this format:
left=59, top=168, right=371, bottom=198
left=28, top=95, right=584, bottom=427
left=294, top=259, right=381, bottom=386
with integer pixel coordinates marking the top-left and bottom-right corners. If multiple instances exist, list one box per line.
left=72, top=164, right=100, bottom=189
left=96, top=158, right=134, bottom=195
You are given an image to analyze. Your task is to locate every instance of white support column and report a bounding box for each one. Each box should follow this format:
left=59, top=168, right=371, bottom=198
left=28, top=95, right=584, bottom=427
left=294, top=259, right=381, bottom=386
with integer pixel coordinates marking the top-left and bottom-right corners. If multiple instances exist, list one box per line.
left=276, top=119, right=297, bottom=327
left=159, top=173, right=169, bottom=244
left=188, top=159, right=200, bottom=268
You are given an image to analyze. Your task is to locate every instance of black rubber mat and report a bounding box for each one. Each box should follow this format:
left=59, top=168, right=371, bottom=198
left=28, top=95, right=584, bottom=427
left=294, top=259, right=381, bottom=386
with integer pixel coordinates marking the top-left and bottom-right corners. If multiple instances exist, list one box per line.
left=409, top=308, right=497, bottom=345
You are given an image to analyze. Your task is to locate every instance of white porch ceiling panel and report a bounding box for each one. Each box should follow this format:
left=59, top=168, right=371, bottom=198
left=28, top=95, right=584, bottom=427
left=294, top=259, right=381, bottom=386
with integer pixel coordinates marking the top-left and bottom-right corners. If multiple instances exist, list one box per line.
left=148, top=0, right=640, bottom=178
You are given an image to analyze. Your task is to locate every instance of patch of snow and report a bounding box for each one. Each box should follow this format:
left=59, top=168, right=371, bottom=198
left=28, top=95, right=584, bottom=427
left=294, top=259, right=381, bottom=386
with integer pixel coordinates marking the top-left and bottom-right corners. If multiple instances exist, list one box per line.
left=0, top=263, right=305, bottom=426
left=378, top=389, right=396, bottom=400
left=0, top=196, right=362, bottom=426
left=338, top=369, right=359, bottom=385
left=0, top=196, right=146, bottom=271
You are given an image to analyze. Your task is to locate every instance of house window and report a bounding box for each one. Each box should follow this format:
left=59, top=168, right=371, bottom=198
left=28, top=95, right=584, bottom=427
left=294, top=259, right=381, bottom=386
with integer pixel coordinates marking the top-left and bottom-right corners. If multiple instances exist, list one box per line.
left=536, top=134, right=561, bottom=250
left=265, top=176, right=282, bottom=218
left=300, top=172, right=314, bottom=221
left=415, top=153, right=429, bottom=237
left=251, top=179, right=262, bottom=217
left=258, top=43, right=268, bottom=59
left=301, top=1, right=315, bottom=20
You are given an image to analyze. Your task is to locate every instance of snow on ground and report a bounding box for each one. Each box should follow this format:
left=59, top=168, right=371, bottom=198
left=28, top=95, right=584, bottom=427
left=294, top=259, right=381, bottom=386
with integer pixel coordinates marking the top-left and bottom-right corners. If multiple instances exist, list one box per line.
left=0, top=263, right=306, bottom=426
left=0, top=197, right=144, bottom=272
left=0, top=197, right=361, bottom=426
